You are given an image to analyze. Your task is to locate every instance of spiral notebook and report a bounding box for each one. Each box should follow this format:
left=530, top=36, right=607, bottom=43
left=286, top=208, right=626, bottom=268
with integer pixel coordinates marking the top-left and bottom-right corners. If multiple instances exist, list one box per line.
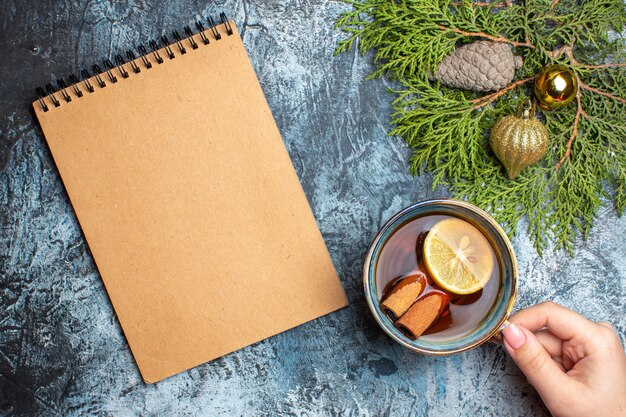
left=32, top=14, right=347, bottom=383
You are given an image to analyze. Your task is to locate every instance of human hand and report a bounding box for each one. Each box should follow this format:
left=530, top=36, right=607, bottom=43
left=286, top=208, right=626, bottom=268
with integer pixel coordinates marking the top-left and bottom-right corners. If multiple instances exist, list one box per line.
left=502, top=301, right=626, bottom=417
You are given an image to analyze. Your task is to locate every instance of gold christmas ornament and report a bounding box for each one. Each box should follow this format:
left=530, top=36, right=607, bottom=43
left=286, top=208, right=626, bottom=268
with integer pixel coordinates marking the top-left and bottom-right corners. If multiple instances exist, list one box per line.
left=533, top=64, right=578, bottom=111
left=490, top=100, right=550, bottom=180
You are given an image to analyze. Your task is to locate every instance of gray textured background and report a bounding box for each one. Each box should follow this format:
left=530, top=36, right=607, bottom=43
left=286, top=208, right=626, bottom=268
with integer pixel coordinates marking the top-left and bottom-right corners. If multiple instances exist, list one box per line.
left=1, top=1, right=625, bottom=416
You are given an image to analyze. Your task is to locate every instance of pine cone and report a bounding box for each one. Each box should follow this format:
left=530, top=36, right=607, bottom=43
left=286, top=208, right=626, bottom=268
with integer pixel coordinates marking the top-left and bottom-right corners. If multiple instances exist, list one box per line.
left=434, top=41, right=523, bottom=92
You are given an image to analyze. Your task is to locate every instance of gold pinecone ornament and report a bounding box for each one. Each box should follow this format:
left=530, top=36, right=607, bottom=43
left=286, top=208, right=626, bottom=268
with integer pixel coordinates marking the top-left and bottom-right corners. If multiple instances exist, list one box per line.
left=434, top=41, right=523, bottom=92
left=490, top=100, right=550, bottom=180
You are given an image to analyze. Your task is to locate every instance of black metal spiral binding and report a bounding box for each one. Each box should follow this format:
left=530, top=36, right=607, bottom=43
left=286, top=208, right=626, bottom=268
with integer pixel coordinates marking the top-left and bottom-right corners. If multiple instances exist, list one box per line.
left=36, top=87, right=48, bottom=112
left=35, top=13, right=234, bottom=112
left=45, top=84, right=60, bottom=107
left=80, top=69, right=95, bottom=93
left=172, top=31, right=187, bottom=54
left=195, top=21, right=210, bottom=44
left=103, top=59, right=118, bottom=83
left=114, top=55, right=130, bottom=78
left=148, top=40, right=165, bottom=63
left=91, top=64, right=107, bottom=87
left=125, top=51, right=141, bottom=73
left=67, top=74, right=83, bottom=97
left=160, top=35, right=175, bottom=59
left=56, top=79, right=72, bottom=102
left=220, top=13, right=233, bottom=35
left=207, top=15, right=221, bottom=40
left=184, top=26, right=198, bottom=49
left=136, top=45, right=153, bottom=69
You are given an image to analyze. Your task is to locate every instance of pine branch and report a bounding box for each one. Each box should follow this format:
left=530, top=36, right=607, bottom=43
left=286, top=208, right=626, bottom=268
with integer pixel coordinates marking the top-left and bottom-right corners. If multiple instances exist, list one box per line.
left=436, top=26, right=534, bottom=48
left=450, top=1, right=512, bottom=7
left=580, top=83, right=626, bottom=105
left=555, top=88, right=585, bottom=170
left=580, top=63, right=626, bottom=70
left=335, top=0, right=626, bottom=255
left=470, top=77, right=533, bottom=109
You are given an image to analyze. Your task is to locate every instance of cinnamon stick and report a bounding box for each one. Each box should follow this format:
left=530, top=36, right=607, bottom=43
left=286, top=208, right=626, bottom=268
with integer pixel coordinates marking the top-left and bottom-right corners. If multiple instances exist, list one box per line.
left=395, top=292, right=451, bottom=340
left=380, top=274, right=426, bottom=321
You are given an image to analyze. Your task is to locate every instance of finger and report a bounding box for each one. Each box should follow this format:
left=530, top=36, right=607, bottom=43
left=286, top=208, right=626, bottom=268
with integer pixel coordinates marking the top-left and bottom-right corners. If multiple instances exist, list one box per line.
left=534, top=329, right=563, bottom=358
left=533, top=330, right=567, bottom=371
left=597, top=321, right=616, bottom=333
left=503, top=324, right=571, bottom=401
left=509, top=301, right=597, bottom=341
left=550, top=355, right=566, bottom=372
left=534, top=330, right=569, bottom=371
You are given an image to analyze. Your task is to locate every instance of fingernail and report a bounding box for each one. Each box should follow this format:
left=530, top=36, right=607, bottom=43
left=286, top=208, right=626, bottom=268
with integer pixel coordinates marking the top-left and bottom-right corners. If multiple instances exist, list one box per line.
left=503, top=323, right=527, bottom=349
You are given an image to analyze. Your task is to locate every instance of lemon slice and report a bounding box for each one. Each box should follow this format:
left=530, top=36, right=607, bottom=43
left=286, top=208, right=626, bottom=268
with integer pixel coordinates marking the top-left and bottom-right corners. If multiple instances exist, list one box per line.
left=423, top=218, right=494, bottom=295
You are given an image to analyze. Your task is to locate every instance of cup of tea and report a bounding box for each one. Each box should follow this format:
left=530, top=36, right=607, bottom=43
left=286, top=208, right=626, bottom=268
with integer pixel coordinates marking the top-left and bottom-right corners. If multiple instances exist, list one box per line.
left=363, top=199, right=517, bottom=354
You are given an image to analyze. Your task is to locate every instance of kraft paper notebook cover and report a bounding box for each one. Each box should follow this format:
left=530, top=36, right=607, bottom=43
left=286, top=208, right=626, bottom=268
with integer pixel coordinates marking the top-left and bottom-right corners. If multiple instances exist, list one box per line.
left=32, top=15, right=347, bottom=383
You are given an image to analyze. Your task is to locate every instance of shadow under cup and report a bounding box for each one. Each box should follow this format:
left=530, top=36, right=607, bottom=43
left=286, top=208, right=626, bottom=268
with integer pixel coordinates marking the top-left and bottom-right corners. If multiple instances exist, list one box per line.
left=364, top=200, right=518, bottom=354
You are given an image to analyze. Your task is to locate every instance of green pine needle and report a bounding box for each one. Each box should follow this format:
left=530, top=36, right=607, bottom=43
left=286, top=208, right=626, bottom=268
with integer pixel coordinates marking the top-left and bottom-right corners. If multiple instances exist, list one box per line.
left=335, top=0, right=626, bottom=255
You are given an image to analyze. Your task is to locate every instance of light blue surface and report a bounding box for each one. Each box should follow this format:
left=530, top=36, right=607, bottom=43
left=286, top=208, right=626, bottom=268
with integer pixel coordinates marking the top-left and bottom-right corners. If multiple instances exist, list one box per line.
left=0, top=1, right=625, bottom=416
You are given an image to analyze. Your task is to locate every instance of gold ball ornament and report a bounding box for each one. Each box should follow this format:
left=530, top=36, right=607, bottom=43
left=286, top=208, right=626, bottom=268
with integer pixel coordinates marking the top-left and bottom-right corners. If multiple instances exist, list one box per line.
left=490, top=100, right=550, bottom=180
left=533, top=64, right=578, bottom=111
